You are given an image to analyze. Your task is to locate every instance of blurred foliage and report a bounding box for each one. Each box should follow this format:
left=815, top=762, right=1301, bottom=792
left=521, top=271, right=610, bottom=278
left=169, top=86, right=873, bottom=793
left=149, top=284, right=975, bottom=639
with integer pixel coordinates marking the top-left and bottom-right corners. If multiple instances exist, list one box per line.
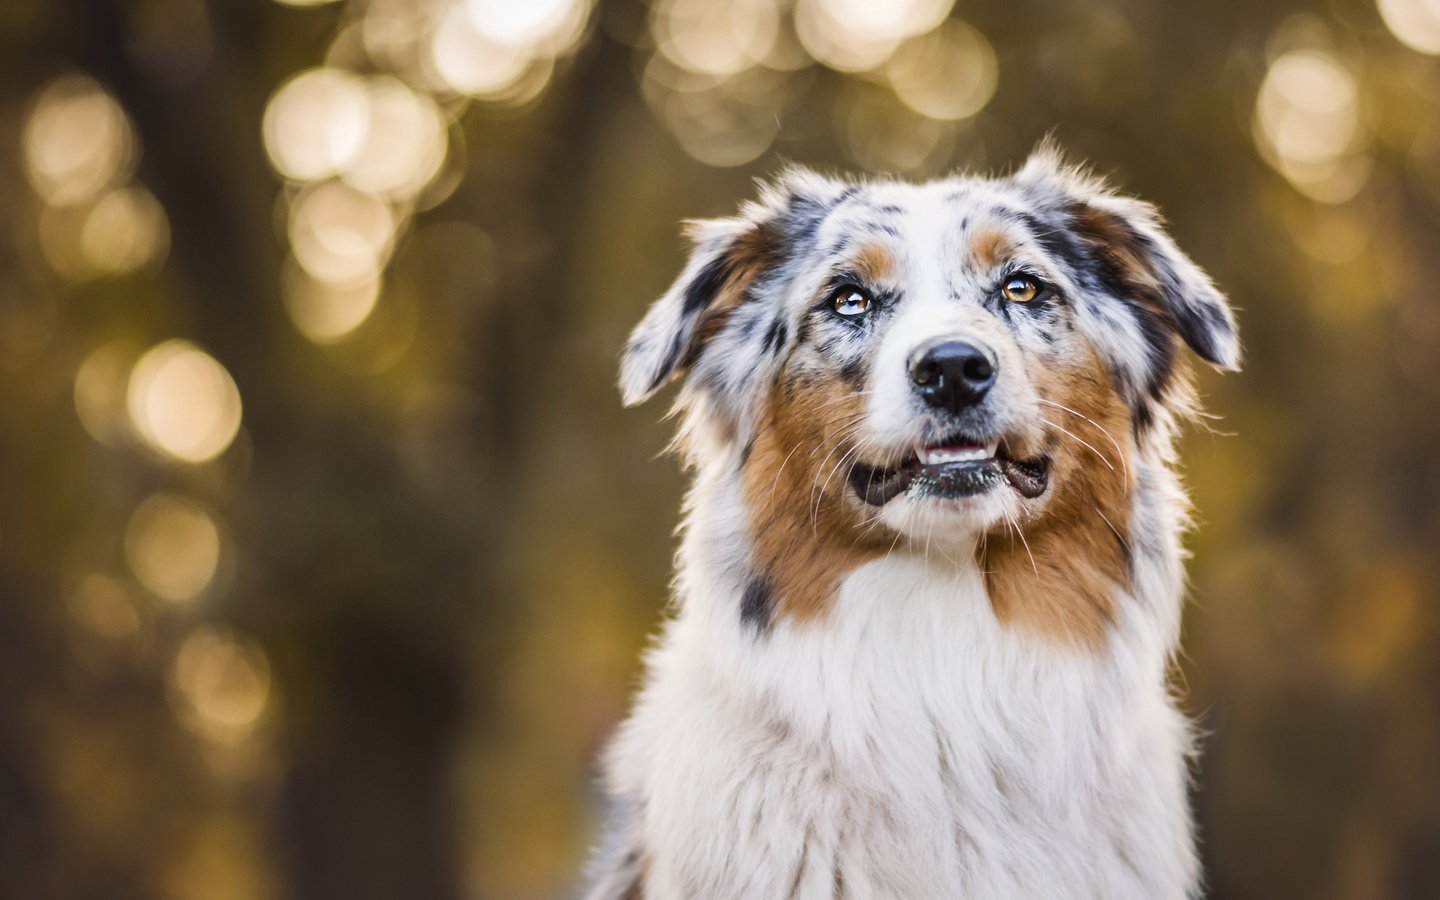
left=0, top=0, right=1437, bottom=897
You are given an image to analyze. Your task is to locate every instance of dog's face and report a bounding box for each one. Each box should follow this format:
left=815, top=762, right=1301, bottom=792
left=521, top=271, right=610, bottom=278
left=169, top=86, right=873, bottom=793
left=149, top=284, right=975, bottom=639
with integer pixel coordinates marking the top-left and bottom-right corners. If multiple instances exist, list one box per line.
left=622, top=148, right=1238, bottom=631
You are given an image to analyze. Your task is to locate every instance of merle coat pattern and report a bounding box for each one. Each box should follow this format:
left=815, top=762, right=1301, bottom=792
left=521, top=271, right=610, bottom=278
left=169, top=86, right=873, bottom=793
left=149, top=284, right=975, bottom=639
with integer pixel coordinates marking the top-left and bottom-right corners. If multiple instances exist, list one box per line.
left=589, top=146, right=1239, bottom=900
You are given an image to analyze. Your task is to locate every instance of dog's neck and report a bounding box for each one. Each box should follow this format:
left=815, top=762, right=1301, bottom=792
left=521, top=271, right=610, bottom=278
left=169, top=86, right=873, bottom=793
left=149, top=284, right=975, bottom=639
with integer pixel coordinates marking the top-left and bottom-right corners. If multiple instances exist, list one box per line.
left=602, top=445, right=1199, bottom=898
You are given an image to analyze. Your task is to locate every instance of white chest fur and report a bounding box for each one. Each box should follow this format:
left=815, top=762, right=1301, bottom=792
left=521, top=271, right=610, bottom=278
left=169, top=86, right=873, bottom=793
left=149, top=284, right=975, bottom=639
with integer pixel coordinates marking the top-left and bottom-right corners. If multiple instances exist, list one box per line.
left=603, top=544, right=1197, bottom=899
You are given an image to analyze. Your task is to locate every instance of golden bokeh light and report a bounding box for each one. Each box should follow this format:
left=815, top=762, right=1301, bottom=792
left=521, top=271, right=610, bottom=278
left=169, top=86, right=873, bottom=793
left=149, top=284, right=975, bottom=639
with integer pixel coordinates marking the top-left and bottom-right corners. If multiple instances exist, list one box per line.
left=281, top=259, right=381, bottom=343
left=272, top=0, right=341, bottom=6
left=462, top=0, right=590, bottom=55
left=360, top=0, right=430, bottom=74
left=67, top=573, right=141, bottom=639
left=343, top=77, right=448, bottom=199
left=74, top=342, right=139, bottom=447
left=262, top=67, right=369, bottom=182
left=264, top=67, right=448, bottom=199
left=125, top=494, right=223, bottom=603
left=288, top=181, right=398, bottom=285
left=886, top=20, right=997, bottom=121
left=22, top=73, right=136, bottom=207
left=79, top=186, right=171, bottom=276
left=126, top=340, right=244, bottom=464
left=1254, top=49, right=1369, bottom=203
left=1376, top=0, right=1440, bottom=55
left=428, top=3, right=536, bottom=98
left=642, top=61, right=785, bottom=168
left=795, top=0, right=954, bottom=72
left=653, top=0, right=781, bottom=77
left=172, top=627, right=271, bottom=744
left=840, top=83, right=955, bottom=173
left=1257, top=51, right=1358, bottom=164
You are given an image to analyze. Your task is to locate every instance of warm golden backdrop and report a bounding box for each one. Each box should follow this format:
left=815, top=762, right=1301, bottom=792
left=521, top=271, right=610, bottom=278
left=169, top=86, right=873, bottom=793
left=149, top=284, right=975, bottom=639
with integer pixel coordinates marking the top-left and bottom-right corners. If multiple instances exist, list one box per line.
left=0, top=0, right=1437, bottom=897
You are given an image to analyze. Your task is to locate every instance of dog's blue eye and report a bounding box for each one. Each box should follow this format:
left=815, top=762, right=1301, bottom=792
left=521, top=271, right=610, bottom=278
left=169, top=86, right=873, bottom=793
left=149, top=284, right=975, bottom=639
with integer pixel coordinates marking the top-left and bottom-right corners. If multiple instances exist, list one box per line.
left=831, top=287, right=872, bottom=318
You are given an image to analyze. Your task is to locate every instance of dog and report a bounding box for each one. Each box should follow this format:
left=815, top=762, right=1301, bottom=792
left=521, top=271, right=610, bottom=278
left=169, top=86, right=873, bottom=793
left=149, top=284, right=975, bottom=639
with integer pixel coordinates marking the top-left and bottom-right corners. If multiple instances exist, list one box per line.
left=585, top=145, right=1239, bottom=899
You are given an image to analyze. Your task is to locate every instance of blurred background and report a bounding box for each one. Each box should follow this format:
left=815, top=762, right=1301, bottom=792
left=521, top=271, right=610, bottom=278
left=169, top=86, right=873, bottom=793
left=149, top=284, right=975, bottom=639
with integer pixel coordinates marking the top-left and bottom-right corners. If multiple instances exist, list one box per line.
left=0, top=0, right=1437, bottom=897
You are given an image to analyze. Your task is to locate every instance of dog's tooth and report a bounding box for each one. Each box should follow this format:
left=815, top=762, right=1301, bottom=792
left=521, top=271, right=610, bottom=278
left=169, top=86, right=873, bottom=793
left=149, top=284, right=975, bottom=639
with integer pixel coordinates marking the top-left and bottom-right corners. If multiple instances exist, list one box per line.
left=921, top=446, right=995, bottom=465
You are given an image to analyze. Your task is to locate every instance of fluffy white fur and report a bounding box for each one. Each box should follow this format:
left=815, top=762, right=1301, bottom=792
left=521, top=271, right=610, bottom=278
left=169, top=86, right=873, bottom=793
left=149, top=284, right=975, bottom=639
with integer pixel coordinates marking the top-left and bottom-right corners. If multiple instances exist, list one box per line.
left=596, top=455, right=1197, bottom=899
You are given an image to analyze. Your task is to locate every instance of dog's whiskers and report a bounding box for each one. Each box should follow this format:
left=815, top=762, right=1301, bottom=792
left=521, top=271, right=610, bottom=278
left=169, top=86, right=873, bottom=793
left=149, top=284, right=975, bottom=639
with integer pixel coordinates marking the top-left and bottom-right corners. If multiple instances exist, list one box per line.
left=1037, top=398, right=1129, bottom=484
left=1040, top=417, right=1116, bottom=473
left=766, top=408, right=868, bottom=505
left=806, top=426, right=870, bottom=531
left=810, top=432, right=877, bottom=534
left=1004, top=508, right=1038, bottom=578
left=1094, top=507, right=1131, bottom=556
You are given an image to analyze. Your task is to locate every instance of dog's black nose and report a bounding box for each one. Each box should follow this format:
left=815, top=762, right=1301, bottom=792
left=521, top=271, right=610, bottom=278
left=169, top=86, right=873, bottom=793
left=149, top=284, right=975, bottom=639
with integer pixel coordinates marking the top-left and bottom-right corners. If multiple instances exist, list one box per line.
left=910, top=341, right=997, bottom=413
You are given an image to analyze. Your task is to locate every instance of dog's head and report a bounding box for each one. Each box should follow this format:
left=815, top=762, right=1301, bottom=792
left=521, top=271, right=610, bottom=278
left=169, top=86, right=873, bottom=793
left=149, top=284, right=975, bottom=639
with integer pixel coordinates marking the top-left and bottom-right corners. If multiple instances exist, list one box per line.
left=621, top=147, right=1239, bottom=636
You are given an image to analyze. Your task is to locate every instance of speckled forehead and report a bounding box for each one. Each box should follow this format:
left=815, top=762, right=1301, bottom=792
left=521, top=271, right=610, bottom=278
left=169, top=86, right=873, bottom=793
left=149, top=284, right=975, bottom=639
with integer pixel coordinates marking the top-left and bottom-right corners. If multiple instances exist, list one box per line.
left=808, top=178, right=1054, bottom=285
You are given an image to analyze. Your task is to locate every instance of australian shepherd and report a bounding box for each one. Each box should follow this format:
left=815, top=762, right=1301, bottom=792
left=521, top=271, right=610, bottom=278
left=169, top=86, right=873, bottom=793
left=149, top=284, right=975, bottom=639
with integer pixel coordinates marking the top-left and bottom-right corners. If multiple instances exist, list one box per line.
left=585, top=146, right=1240, bottom=900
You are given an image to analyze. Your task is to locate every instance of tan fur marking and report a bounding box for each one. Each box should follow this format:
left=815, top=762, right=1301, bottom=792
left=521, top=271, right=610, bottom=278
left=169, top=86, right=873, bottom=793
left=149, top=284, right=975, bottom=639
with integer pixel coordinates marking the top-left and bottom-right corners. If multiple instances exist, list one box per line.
left=1072, top=206, right=1161, bottom=289
left=741, top=374, right=891, bottom=622
left=851, top=241, right=896, bottom=284
left=981, top=352, right=1136, bottom=648
left=970, top=225, right=1017, bottom=271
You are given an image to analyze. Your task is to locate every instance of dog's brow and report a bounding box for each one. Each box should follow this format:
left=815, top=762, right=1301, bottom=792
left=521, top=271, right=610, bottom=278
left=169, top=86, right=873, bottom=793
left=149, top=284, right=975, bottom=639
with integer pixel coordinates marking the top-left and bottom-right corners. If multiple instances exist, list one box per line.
left=849, top=241, right=898, bottom=284
left=969, top=224, right=1020, bottom=271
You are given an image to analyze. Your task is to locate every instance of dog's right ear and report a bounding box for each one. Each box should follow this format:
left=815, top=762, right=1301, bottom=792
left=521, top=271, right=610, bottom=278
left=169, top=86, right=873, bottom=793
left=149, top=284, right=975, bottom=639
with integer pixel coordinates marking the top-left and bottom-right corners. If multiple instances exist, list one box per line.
left=619, top=169, right=847, bottom=407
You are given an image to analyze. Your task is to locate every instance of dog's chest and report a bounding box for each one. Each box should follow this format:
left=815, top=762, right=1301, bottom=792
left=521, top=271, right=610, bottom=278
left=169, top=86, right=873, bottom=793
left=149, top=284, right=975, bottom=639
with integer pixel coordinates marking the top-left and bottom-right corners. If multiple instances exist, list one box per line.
left=616, top=556, right=1192, bottom=899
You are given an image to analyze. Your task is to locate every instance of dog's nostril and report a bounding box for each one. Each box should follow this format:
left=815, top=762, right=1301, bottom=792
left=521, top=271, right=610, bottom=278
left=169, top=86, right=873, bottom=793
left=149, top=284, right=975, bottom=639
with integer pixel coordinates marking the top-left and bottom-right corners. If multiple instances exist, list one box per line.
left=912, top=358, right=943, bottom=386
left=962, top=355, right=993, bottom=384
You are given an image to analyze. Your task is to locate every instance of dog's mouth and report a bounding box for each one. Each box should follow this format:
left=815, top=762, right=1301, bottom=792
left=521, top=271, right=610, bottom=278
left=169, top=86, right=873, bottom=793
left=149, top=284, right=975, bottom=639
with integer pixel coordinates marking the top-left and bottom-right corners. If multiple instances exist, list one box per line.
left=847, top=434, right=1050, bottom=507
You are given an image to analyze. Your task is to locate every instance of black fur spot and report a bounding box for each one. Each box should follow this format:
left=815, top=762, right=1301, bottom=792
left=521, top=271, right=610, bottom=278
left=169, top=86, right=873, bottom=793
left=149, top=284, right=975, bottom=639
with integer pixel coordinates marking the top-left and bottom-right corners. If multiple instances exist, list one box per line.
left=1018, top=211, right=1097, bottom=290
left=649, top=334, right=686, bottom=395
left=1127, top=299, right=1177, bottom=399
left=682, top=254, right=734, bottom=315
left=822, top=234, right=855, bottom=259
left=741, top=574, right=774, bottom=632
left=1172, top=295, right=1233, bottom=366
left=762, top=318, right=789, bottom=355
left=785, top=188, right=853, bottom=249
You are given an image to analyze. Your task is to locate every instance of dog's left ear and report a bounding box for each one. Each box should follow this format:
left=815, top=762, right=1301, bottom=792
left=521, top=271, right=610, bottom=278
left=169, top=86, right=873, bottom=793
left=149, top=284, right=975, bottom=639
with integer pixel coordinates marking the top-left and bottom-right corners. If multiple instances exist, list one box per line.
left=620, top=169, right=848, bottom=407
left=1017, top=147, right=1241, bottom=373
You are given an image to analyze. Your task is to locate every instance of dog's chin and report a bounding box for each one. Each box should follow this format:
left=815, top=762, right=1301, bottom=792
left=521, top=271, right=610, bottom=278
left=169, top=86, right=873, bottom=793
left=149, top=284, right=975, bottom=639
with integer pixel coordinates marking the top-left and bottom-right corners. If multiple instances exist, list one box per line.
left=848, top=435, right=1050, bottom=508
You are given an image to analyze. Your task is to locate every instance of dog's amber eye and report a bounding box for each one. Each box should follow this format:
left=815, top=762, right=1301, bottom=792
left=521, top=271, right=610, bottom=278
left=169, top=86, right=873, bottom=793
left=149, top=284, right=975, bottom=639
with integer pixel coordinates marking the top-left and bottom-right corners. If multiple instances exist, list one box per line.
left=1002, top=275, right=1041, bottom=303
left=831, top=287, right=872, bottom=318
